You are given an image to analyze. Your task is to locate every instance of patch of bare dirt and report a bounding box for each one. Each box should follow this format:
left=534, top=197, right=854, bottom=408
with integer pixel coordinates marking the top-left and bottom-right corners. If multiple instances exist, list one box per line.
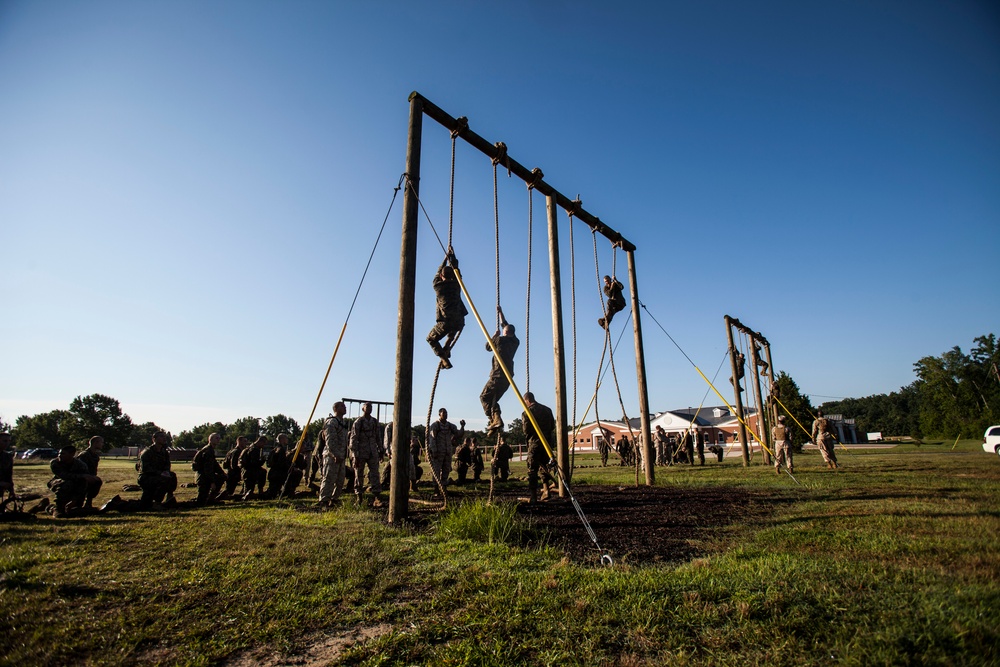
left=223, top=623, right=392, bottom=667
left=408, top=482, right=778, bottom=566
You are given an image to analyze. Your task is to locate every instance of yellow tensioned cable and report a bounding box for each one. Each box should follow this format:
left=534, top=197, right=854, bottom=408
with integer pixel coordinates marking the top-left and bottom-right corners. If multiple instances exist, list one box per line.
left=451, top=267, right=555, bottom=460
left=693, top=364, right=775, bottom=459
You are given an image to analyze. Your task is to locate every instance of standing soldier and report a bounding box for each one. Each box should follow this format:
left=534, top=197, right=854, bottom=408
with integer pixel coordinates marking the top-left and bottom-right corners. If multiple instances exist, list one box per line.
left=192, top=433, right=226, bottom=505
left=597, top=275, right=626, bottom=329
left=772, top=415, right=793, bottom=474
left=426, top=247, right=467, bottom=369
left=522, top=392, right=556, bottom=505
left=695, top=429, right=705, bottom=466
left=318, top=401, right=349, bottom=507
left=427, top=408, right=464, bottom=496
left=480, top=306, right=519, bottom=436
left=811, top=409, right=839, bottom=469
left=654, top=426, right=668, bottom=466
left=138, top=432, right=177, bottom=509
left=350, top=402, right=384, bottom=506
left=222, top=436, right=248, bottom=499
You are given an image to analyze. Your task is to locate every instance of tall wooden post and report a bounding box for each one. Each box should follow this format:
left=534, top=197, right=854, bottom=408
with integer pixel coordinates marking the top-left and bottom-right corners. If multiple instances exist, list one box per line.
left=546, top=195, right=570, bottom=490
left=626, top=250, right=654, bottom=484
left=388, top=93, right=423, bottom=525
left=725, top=316, right=750, bottom=466
left=748, top=339, right=770, bottom=464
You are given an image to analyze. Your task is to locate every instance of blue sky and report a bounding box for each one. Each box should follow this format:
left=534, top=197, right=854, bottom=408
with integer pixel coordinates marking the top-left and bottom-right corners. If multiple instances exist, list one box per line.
left=2, top=0, right=998, bottom=434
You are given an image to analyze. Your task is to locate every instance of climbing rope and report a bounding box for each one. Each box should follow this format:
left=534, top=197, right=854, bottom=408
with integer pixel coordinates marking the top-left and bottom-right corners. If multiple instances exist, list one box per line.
left=281, top=174, right=406, bottom=497
left=492, top=142, right=508, bottom=330
left=525, top=183, right=533, bottom=393
left=568, top=211, right=578, bottom=470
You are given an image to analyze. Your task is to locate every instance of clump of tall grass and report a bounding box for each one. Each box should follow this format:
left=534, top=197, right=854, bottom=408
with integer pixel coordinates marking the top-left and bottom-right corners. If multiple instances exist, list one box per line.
left=436, top=499, right=542, bottom=547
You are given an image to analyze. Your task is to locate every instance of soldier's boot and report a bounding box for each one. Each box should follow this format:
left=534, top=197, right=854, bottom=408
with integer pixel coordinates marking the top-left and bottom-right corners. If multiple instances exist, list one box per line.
left=528, top=486, right=538, bottom=505
left=26, top=497, right=50, bottom=514
left=371, top=493, right=383, bottom=508
left=597, top=317, right=606, bottom=329
left=540, top=485, right=550, bottom=501
left=99, top=495, right=122, bottom=513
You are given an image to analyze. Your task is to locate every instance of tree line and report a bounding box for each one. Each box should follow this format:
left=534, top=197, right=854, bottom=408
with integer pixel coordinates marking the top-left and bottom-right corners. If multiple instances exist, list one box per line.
left=1, top=393, right=311, bottom=454
left=821, top=333, right=998, bottom=439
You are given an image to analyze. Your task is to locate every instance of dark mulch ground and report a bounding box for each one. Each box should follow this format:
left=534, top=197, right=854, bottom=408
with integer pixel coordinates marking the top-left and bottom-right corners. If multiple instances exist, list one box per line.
left=405, top=482, right=778, bottom=566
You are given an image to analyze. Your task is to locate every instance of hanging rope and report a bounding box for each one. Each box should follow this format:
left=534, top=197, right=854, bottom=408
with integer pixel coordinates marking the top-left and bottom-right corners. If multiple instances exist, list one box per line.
left=281, top=174, right=405, bottom=497
left=568, top=211, right=578, bottom=470
left=525, top=183, right=533, bottom=393
left=492, top=142, right=508, bottom=329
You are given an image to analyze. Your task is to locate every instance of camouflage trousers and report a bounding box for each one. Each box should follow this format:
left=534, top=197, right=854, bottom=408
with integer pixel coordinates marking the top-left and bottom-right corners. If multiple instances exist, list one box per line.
left=429, top=451, right=452, bottom=492
left=480, top=372, right=510, bottom=418
left=774, top=440, right=793, bottom=471
left=817, top=435, right=838, bottom=466
left=319, top=454, right=346, bottom=502
left=353, top=452, right=381, bottom=496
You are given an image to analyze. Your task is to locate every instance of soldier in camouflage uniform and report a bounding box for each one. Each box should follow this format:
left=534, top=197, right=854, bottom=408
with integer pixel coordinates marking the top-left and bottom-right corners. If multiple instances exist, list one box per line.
left=480, top=306, right=519, bottom=434
left=351, top=402, right=384, bottom=506
left=654, top=426, right=668, bottom=466
left=598, top=275, right=626, bottom=329
left=318, top=402, right=349, bottom=506
left=522, top=392, right=556, bottom=504
left=772, top=415, right=793, bottom=474
left=239, top=436, right=267, bottom=499
left=222, top=436, right=247, bottom=498
left=490, top=436, right=513, bottom=482
left=0, top=432, right=14, bottom=501
left=427, top=408, right=464, bottom=495
left=192, top=433, right=227, bottom=505
left=138, top=432, right=177, bottom=509
left=811, top=409, right=839, bottom=469
left=76, top=436, right=104, bottom=508
left=264, top=434, right=291, bottom=499
left=48, top=445, right=102, bottom=516
left=426, top=247, right=467, bottom=370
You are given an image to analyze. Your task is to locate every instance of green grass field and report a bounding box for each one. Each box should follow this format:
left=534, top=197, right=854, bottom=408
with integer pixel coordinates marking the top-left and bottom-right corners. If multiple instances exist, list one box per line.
left=2, top=441, right=998, bottom=666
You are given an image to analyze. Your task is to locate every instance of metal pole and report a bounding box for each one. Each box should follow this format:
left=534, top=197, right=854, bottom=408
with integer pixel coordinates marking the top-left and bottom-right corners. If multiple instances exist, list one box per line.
left=389, top=93, right=423, bottom=525
left=626, top=250, right=654, bottom=485
left=748, top=338, right=770, bottom=465
left=725, top=316, right=750, bottom=466
left=546, top=195, right=570, bottom=491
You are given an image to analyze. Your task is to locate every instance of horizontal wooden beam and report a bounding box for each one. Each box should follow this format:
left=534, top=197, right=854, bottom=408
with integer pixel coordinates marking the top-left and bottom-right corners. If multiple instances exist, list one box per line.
left=410, top=91, right=636, bottom=253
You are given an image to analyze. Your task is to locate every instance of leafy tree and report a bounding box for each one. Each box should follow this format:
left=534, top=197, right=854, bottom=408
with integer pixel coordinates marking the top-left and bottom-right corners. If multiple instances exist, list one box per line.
left=506, top=417, right=526, bottom=448
left=228, top=416, right=262, bottom=442
left=0, top=416, right=10, bottom=434
left=67, top=393, right=135, bottom=450
left=912, top=334, right=999, bottom=438
left=130, top=421, right=168, bottom=449
left=12, top=410, right=75, bottom=450
left=261, top=414, right=301, bottom=442
left=771, top=372, right=814, bottom=447
left=174, top=422, right=227, bottom=452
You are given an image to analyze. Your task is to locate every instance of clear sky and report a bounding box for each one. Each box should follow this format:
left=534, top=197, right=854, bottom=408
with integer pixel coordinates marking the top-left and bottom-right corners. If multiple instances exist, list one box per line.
left=2, top=0, right=998, bottom=434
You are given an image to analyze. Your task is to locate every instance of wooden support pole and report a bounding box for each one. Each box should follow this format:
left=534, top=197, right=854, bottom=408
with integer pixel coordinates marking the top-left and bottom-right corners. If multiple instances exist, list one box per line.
left=764, top=342, right=778, bottom=425
left=725, top=315, right=750, bottom=466
left=627, top=250, right=654, bottom=485
left=388, top=95, right=423, bottom=525
left=546, top=195, right=570, bottom=490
